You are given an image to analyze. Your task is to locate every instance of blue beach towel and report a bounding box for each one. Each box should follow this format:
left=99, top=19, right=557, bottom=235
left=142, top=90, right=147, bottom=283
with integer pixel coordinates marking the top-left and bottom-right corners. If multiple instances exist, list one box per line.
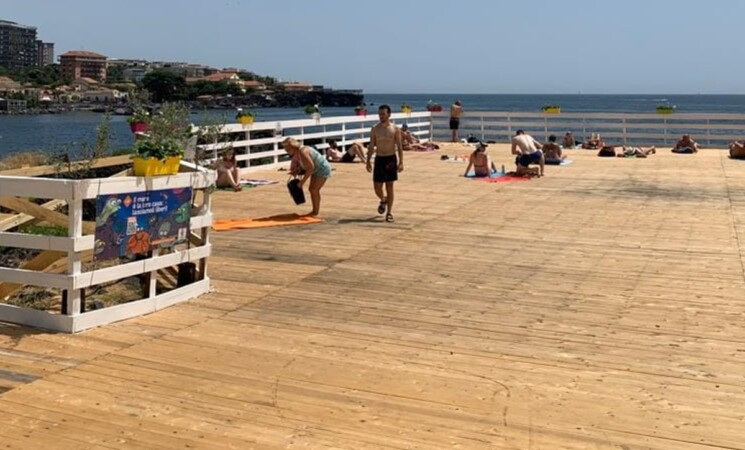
left=465, top=171, right=504, bottom=179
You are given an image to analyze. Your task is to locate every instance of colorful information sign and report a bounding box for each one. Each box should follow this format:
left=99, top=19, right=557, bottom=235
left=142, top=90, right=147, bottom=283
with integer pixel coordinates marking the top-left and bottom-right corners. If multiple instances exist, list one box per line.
left=94, top=188, right=192, bottom=260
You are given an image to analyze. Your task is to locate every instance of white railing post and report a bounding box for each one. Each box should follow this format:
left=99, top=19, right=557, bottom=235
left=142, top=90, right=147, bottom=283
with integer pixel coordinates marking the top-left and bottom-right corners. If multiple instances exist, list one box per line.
left=622, top=117, right=627, bottom=145
left=429, top=114, right=434, bottom=141
left=245, top=126, right=251, bottom=169
left=66, top=185, right=83, bottom=316
left=198, top=188, right=211, bottom=280
left=480, top=114, right=485, bottom=141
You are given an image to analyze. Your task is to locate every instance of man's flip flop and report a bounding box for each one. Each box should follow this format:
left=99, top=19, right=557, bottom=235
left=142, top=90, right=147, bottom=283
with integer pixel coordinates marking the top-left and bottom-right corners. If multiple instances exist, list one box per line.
left=377, top=199, right=387, bottom=214
left=385, top=213, right=394, bottom=222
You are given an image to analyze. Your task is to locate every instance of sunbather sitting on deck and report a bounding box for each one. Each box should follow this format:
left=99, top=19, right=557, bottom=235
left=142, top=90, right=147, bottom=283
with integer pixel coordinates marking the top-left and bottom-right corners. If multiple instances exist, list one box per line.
left=542, top=135, right=566, bottom=165
left=215, top=149, right=242, bottom=191
left=562, top=132, right=576, bottom=149
left=464, top=142, right=498, bottom=177
left=671, top=134, right=700, bottom=153
left=729, top=140, right=745, bottom=159
left=401, top=124, right=439, bottom=151
left=581, top=133, right=605, bottom=149
left=326, top=140, right=366, bottom=163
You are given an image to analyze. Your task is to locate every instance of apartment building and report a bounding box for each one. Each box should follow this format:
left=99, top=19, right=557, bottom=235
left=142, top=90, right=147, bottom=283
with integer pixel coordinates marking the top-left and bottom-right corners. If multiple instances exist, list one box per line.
left=36, top=40, right=54, bottom=66
left=59, top=50, right=107, bottom=82
left=0, top=20, right=37, bottom=70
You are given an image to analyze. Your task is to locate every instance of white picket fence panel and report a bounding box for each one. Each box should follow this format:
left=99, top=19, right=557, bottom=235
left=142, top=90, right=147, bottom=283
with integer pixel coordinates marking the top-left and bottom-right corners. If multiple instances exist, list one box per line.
left=431, top=111, right=745, bottom=147
left=197, top=112, right=433, bottom=174
left=0, top=165, right=215, bottom=333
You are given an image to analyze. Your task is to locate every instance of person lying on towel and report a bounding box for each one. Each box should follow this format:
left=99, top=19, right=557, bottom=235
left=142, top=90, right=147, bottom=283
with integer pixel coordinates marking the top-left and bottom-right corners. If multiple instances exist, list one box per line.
left=617, top=146, right=656, bottom=158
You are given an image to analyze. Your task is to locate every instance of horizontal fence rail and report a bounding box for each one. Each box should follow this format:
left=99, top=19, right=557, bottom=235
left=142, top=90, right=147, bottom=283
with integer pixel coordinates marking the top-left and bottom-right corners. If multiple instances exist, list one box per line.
left=432, top=111, right=745, bottom=147
left=196, top=112, right=433, bottom=173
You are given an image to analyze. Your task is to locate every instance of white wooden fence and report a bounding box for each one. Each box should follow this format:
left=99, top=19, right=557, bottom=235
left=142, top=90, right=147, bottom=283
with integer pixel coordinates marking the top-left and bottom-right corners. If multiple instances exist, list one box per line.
left=0, top=164, right=214, bottom=333
left=431, top=111, right=745, bottom=147
left=198, top=112, right=433, bottom=173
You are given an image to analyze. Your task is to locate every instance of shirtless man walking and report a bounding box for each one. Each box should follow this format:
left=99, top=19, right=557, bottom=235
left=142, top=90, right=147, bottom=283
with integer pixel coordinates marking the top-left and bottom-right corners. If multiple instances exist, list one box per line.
left=511, top=129, right=545, bottom=177
left=367, top=104, right=404, bottom=222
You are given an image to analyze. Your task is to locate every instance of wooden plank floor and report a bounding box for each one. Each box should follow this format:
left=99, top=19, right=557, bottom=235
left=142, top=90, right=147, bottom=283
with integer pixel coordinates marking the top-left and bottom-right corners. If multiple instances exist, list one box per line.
left=2, top=143, right=745, bottom=449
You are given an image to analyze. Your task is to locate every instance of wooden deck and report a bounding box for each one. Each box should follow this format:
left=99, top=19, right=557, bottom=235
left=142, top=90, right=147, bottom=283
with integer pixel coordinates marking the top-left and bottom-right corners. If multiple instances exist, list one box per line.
left=2, top=144, right=745, bottom=449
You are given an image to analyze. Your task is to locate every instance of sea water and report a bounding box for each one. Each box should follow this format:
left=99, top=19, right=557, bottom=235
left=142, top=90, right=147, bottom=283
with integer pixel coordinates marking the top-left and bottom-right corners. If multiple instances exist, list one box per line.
left=1, top=94, right=745, bottom=157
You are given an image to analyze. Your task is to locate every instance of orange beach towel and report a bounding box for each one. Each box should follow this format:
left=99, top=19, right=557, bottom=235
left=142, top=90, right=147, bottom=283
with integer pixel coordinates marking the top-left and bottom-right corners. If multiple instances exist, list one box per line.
left=213, top=213, right=322, bottom=231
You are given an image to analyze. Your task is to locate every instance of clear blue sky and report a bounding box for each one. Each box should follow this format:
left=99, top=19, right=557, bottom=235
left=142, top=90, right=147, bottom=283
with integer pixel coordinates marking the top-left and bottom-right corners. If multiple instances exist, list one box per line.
left=5, top=0, right=745, bottom=94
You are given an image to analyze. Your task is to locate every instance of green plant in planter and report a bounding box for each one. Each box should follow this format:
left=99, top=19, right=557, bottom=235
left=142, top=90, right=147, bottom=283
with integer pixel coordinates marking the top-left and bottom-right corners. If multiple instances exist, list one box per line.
left=235, top=108, right=255, bottom=121
left=401, top=103, right=412, bottom=112
left=126, top=109, right=150, bottom=124
left=541, top=104, right=561, bottom=112
left=303, top=104, right=321, bottom=116
left=656, top=105, right=675, bottom=114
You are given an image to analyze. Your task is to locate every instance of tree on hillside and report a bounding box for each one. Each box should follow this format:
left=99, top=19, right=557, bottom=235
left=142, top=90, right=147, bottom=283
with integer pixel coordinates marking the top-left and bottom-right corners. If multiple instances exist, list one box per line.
left=186, top=80, right=244, bottom=99
left=142, top=70, right=187, bottom=102
left=106, top=65, right=126, bottom=84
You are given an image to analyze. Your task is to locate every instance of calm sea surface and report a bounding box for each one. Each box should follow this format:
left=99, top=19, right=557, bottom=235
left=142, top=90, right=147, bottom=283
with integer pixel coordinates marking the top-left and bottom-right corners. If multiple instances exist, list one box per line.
left=2, top=94, right=745, bottom=157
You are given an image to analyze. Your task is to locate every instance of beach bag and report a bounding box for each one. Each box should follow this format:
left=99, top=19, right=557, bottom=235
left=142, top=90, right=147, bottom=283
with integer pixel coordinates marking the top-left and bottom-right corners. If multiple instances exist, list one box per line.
left=597, top=146, right=616, bottom=157
left=287, top=177, right=306, bottom=205
left=177, top=262, right=197, bottom=287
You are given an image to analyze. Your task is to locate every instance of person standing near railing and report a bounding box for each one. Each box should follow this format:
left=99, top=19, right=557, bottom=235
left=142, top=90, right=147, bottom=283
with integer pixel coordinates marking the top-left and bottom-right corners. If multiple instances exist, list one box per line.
left=450, top=100, right=463, bottom=142
left=367, top=104, right=403, bottom=223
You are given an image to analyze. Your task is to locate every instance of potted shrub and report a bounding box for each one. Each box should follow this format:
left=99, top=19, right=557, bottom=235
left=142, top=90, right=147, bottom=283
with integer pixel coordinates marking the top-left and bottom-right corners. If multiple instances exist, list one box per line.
left=401, top=103, right=412, bottom=114
left=132, top=138, right=184, bottom=176
left=354, top=104, right=367, bottom=116
left=235, top=108, right=255, bottom=124
left=656, top=105, right=675, bottom=114
left=426, top=101, right=443, bottom=112
left=304, top=104, right=321, bottom=120
left=127, top=110, right=150, bottom=133
left=541, top=104, right=561, bottom=114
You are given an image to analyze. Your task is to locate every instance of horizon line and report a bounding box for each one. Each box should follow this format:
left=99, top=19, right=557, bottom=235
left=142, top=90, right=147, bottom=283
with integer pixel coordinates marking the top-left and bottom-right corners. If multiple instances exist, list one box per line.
left=363, top=92, right=745, bottom=96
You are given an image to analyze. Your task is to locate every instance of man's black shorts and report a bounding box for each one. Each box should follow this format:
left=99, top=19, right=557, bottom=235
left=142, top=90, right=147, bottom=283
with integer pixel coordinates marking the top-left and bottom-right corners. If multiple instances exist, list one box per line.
left=449, top=118, right=460, bottom=130
left=373, top=154, right=398, bottom=183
